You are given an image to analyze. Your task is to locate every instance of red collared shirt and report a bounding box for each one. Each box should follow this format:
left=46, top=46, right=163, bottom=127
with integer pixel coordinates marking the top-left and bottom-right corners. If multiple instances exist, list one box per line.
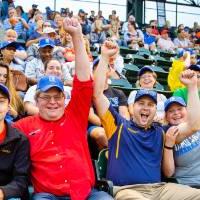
left=13, top=77, right=95, bottom=200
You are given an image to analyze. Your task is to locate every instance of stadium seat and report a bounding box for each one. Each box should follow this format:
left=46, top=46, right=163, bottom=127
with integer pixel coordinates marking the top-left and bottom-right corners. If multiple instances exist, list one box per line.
left=94, top=149, right=113, bottom=196
left=120, top=47, right=138, bottom=57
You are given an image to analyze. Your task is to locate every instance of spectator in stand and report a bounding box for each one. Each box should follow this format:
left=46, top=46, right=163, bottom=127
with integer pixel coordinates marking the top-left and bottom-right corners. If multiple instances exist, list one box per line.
left=1, top=0, right=15, bottom=20
left=15, top=5, right=28, bottom=22
left=25, top=38, right=54, bottom=84
left=5, top=29, right=27, bottom=62
left=93, top=40, right=200, bottom=200
left=26, top=19, right=44, bottom=47
left=0, top=83, right=30, bottom=200
left=78, top=9, right=91, bottom=36
left=24, top=59, right=72, bottom=116
left=157, top=29, right=175, bottom=51
left=27, top=11, right=44, bottom=38
left=163, top=71, right=200, bottom=187
left=122, top=15, right=136, bottom=34
left=124, top=21, right=144, bottom=50
left=149, top=20, right=160, bottom=38
left=89, top=10, right=95, bottom=23
left=90, top=18, right=106, bottom=46
left=128, top=66, right=167, bottom=123
left=173, top=64, right=200, bottom=103
left=0, top=41, right=25, bottom=72
left=0, top=61, right=24, bottom=122
left=13, top=17, right=113, bottom=200
left=3, top=7, right=29, bottom=40
left=174, top=29, right=193, bottom=49
left=143, top=24, right=156, bottom=50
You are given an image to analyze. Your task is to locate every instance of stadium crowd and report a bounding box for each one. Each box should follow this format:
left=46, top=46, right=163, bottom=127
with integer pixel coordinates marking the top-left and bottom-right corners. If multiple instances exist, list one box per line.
left=1, top=1, right=200, bottom=200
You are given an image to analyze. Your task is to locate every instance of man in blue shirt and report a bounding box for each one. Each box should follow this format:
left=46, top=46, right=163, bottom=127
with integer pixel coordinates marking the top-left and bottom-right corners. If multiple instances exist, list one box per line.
left=93, top=40, right=200, bottom=200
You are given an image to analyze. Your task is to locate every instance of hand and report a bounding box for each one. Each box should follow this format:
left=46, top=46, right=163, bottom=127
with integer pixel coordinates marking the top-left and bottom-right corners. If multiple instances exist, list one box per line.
left=165, top=126, right=179, bottom=147
left=0, top=189, right=4, bottom=200
left=180, top=69, right=197, bottom=87
left=101, top=40, right=119, bottom=60
left=63, top=17, right=82, bottom=36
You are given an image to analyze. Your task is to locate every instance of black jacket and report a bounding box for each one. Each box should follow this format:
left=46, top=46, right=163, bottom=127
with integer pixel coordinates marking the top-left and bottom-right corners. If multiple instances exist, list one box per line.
left=0, top=121, right=30, bottom=200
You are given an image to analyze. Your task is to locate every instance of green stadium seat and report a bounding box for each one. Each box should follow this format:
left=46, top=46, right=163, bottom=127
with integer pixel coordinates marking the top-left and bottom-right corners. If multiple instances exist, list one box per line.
left=120, top=47, right=138, bottom=56
left=123, top=64, right=140, bottom=85
left=94, top=149, right=113, bottom=196
left=133, top=54, right=154, bottom=67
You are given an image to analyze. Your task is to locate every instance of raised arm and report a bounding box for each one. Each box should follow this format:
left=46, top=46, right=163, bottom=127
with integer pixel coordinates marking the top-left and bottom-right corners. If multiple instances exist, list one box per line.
left=63, top=17, right=90, bottom=81
left=162, top=126, right=178, bottom=177
left=93, top=41, right=118, bottom=116
left=176, top=69, right=200, bottom=143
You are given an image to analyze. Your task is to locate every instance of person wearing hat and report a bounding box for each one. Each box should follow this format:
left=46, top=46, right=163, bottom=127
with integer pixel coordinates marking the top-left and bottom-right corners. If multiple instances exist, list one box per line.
left=157, top=29, right=175, bottom=51
left=93, top=40, right=200, bottom=199
left=13, top=18, right=113, bottom=200
left=25, top=38, right=55, bottom=84
left=128, top=66, right=167, bottom=123
left=0, top=83, right=30, bottom=200
left=163, top=78, right=200, bottom=186
left=143, top=24, right=156, bottom=50
left=173, top=64, right=200, bottom=103
left=0, top=40, right=25, bottom=72
left=78, top=9, right=91, bottom=36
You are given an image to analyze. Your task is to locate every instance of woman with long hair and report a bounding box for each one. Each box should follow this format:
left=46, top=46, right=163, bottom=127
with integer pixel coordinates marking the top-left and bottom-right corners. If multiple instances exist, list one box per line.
left=0, top=61, right=24, bottom=121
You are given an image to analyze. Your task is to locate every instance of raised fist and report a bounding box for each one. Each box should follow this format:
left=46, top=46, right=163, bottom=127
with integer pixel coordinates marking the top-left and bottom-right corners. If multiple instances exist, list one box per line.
left=63, top=17, right=82, bottom=36
left=180, top=69, right=197, bottom=87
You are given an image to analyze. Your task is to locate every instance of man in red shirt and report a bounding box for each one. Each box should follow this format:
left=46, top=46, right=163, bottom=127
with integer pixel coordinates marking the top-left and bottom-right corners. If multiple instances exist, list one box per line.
left=13, top=18, right=113, bottom=200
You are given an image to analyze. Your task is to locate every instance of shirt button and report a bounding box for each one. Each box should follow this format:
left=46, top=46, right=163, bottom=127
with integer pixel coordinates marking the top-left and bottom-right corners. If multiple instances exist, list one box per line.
left=64, top=180, right=68, bottom=183
left=60, top=165, right=63, bottom=168
left=51, top=141, right=54, bottom=145
left=50, top=130, right=53, bottom=133
left=56, top=154, right=58, bottom=156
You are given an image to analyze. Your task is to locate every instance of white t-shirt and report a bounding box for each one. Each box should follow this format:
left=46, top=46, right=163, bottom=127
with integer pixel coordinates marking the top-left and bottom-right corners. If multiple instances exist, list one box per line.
left=24, top=85, right=72, bottom=106
left=157, top=37, right=175, bottom=51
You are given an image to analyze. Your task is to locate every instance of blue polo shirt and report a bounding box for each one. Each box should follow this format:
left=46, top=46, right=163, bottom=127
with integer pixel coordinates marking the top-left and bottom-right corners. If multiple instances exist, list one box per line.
left=144, top=33, right=156, bottom=45
left=100, top=104, right=164, bottom=186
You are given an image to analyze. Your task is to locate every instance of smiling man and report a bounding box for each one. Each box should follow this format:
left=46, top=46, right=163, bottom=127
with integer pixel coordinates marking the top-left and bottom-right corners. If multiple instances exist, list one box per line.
left=13, top=18, right=113, bottom=200
left=93, top=40, right=200, bottom=200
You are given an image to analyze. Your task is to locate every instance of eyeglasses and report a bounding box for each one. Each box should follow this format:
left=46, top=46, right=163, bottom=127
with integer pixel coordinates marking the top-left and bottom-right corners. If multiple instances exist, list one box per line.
left=38, top=94, right=64, bottom=102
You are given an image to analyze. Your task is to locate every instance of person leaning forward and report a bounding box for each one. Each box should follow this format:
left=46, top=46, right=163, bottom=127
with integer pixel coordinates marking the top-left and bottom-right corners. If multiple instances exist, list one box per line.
left=93, top=40, right=200, bottom=200
left=13, top=18, right=113, bottom=200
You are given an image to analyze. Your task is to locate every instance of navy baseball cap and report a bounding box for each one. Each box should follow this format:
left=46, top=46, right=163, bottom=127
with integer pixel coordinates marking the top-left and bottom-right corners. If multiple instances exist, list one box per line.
left=0, top=41, right=20, bottom=50
left=37, top=76, right=64, bottom=92
left=135, top=89, right=157, bottom=104
left=164, top=96, right=186, bottom=112
left=138, top=66, right=154, bottom=77
left=188, top=64, right=200, bottom=71
left=39, top=38, right=55, bottom=48
left=0, top=84, right=10, bottom=101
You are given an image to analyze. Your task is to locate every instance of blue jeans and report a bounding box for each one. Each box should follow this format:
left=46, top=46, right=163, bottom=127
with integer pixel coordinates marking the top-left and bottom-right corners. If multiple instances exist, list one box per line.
left=32, top=189, right=113, bottom=200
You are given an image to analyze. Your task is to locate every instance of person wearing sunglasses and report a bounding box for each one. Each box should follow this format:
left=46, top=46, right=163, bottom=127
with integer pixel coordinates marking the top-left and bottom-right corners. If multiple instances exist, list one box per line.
left=93, top=40, right=200, bottom=200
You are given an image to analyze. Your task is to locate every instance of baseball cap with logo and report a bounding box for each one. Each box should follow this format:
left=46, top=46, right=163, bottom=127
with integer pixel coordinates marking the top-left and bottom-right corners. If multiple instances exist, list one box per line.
left=164, top=96, right=186, bottom=112
left=134, top=89, right=157, bottom=104
left=0, top=84, right=10, bottom=102
left=37, top=76, right=64, bottom=92
left=39, top=38, right=55, bottom=48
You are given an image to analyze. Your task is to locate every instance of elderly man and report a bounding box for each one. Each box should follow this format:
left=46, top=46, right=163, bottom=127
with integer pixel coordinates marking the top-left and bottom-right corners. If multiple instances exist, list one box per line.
left=93, top=40, right=200, bottom=200
left=13, top=18, right=113, bottom=200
